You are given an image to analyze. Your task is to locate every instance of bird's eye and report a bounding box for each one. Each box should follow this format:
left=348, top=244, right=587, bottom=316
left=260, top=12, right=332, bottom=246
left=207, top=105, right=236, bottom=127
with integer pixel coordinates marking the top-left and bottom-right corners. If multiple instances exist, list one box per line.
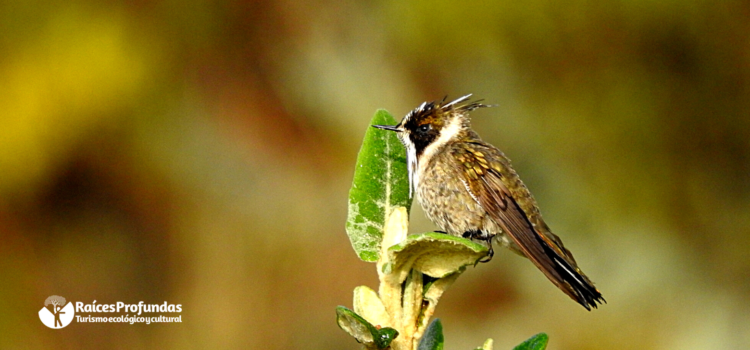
left=418, top=124, right=431, bottom=133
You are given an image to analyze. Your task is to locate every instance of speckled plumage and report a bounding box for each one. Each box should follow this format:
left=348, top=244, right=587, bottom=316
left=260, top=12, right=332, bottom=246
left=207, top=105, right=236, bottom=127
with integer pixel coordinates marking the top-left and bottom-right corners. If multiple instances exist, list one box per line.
left=417, top=136, right=521, bottom=253
left=373, top=95, right=605, bottom=310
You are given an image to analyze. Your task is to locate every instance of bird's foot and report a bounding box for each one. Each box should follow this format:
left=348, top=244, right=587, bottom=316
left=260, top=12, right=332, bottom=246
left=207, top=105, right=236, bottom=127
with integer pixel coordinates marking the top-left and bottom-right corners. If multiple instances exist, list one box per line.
left=478, top=245, right=494, bottom=263
left=463, top=230, right=494, bottom=263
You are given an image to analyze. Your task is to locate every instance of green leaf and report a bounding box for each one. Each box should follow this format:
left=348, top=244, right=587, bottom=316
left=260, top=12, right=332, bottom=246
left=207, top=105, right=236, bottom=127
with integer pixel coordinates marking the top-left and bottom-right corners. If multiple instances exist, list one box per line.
left=417, top=318, right=444, bottom=350
left=336, top=306, right=375, bottom=345
left=512, top=333, right=548, bottom=350
left=375, top=327, right=399, bottom=349
left=386, top=232, right=489, bottom=281
left=336, top=306, right=399, bottom=349
left=346, top=109, right=412, bottom=262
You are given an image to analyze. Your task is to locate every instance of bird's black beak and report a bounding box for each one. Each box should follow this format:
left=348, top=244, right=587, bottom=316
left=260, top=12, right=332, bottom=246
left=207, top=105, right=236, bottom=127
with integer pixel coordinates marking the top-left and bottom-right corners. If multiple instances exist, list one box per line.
left=372, top=124, right=400, bottom=132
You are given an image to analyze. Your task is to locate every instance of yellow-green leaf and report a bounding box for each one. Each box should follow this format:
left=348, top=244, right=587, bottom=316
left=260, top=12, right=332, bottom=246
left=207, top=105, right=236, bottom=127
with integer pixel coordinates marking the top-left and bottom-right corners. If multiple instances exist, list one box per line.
left=387, top=232, right=489, bottom=282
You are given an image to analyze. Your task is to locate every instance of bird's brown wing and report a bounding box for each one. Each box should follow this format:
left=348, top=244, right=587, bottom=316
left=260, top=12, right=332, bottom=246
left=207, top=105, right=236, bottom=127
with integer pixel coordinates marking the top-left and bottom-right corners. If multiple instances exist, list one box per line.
left=452, top=142, right=604, bottom=310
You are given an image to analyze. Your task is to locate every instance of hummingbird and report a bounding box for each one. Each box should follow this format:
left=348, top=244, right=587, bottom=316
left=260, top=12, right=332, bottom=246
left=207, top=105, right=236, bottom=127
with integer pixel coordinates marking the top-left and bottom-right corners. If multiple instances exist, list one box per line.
left=372, top=95, right=604, bottom=310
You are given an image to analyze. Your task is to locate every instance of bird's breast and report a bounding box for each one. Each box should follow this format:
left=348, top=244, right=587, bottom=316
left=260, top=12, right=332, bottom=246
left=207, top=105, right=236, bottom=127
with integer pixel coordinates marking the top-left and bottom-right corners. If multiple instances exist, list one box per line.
left=416, top=155, right=501, bottom=237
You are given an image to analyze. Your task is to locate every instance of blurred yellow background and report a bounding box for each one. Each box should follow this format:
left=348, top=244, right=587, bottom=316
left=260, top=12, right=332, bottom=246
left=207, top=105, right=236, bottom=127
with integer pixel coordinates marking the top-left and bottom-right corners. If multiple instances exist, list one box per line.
left=2, top=0, right=749, bottom=349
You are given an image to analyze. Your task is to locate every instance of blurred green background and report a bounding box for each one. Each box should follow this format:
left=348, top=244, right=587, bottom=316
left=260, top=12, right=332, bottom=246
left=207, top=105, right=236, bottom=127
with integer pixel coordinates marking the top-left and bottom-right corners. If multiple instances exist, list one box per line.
left=2, top=0, right=749, bottom=349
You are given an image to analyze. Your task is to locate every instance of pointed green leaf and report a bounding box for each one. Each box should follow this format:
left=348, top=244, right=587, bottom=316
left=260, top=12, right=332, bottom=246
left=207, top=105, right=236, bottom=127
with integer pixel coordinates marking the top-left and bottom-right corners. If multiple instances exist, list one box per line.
left=387, top=232, right=489, bottom=281
left=336, top=306, right=375, bottom=345
left=336, top=306, right=399, bottom=349
left=417, top=318, right=444, bottom=350
left=512, top=333, right=548, bottom=350
left=374, top=327, right=399, bottom=349
left=346, top=109, right=412, bottom=262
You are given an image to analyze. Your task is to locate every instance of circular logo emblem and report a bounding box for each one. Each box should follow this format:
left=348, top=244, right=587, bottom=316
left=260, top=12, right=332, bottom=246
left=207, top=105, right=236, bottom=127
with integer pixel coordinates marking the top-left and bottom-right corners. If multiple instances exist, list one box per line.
left=39, top=295, right=75, bottom=329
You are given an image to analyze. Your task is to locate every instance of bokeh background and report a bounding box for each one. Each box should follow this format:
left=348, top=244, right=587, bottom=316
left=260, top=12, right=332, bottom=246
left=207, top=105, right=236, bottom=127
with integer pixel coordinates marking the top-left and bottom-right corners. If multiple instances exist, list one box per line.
left=2, top=0, right=750, bottom=349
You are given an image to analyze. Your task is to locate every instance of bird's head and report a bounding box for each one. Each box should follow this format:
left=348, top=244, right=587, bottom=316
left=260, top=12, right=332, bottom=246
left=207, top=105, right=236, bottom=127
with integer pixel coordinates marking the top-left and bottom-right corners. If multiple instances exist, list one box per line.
left=372, top=94, right=490, bottom=195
